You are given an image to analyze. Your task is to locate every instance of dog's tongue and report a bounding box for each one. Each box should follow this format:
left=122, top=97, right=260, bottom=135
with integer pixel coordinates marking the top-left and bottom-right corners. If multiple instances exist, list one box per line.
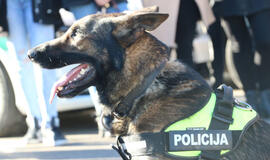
left=49, top=64, right=89, bottom=104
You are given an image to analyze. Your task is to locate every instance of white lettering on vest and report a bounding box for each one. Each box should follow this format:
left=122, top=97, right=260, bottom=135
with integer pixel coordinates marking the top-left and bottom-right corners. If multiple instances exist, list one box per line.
left=209, top=133, right=213, bottom=145
left=201, top=134, right=209, bottom=145
left=220, top=133, right=229, bottom=145
left=213, top=133, right=220, bottom=145
left=182, top=134, right=191, bottom=145
left=174, top=134, right=181, bottom=146
left=197, top=133, right=201, bottom=145
left=191, top=134, right=198, bottom=145
left=172, top=132, right=230, bottom=147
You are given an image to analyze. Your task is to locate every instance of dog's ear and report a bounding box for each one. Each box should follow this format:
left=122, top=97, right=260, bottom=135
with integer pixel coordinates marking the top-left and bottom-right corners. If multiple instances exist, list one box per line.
left=112, top=11, right=169, bottom=44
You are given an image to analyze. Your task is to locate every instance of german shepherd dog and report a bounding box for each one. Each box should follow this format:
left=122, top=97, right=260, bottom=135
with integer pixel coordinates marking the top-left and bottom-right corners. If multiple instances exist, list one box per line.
left=28, top=6, right=270, bottom=160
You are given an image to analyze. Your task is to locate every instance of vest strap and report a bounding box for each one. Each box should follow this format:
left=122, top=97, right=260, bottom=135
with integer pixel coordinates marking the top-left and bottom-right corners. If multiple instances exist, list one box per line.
left=200, top=85, right=234, bottom=160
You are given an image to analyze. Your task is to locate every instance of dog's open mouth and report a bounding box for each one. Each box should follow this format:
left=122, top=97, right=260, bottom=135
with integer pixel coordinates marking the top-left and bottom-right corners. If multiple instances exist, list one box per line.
left=49, top=63, right=96, bottom=103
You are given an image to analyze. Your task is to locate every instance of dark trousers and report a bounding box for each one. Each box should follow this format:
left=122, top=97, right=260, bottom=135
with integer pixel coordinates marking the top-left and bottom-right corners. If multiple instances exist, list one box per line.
left=224, top=9, right=270, bottom=91
left=175, top=0, right=200, bottom=67
left=175, top=0, right=226, bottom=87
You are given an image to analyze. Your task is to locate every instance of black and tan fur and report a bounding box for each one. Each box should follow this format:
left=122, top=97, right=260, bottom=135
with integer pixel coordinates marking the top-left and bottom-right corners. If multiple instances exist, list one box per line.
left=28, top=6, right=270, bottom=160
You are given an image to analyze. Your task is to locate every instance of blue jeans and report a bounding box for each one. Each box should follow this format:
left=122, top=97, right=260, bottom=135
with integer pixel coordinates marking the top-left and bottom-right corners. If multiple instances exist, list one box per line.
left=70, top=2, right=128, bottom=19
left=69, top=1, right=128, bottom=117
left=7, top=0, right=58, bottom=128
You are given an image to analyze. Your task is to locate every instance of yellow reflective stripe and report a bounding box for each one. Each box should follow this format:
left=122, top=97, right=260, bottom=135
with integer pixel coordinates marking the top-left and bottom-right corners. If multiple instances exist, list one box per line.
left=168, top=150, right=201, bottom=157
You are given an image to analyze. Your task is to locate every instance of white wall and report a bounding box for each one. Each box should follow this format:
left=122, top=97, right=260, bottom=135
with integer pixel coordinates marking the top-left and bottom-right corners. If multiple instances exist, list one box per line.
left=143, top=0, right=180, bottom=48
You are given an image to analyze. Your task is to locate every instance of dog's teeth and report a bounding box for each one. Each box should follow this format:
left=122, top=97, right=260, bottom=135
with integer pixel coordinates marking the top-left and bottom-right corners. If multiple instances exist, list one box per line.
left=80, top=69, right=86, bottom=75
left=58, top=86, right=63, bottom=91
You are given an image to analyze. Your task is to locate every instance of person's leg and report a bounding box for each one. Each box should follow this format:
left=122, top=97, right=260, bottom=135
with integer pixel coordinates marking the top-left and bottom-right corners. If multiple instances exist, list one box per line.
left=223, top=16, right=260, bottom=110
left=106, top=2, right=128, bottom=13
left=7, top=0, right=42, bottom=120
left=224, top=16, right=256, bottom=91
left=69, top=2, right=98, bottom=19
left=248, top=9, right=270, bottom=118
left=7, top=0, right=43, bottom=143
left=248, top=10, right=270, bottom=90
left=24, top=0, right=66, bottom=145
left=175, top=0, right=200, bottom=67
left=194, top=0, right=227, bottom=88
left=207, top=19, right=227, bottom=88
left=24, top=0, right=57, bottom=128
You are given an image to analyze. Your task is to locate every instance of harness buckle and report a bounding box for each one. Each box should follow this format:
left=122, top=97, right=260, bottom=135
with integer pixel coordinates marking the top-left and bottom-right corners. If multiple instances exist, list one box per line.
left=112, top=136, right=132, bottom=160
left=234, top=99, right=253, bottom=111
left=112, top=111, right=127, bottom=120
left=212, top=113, right=233, bottom=124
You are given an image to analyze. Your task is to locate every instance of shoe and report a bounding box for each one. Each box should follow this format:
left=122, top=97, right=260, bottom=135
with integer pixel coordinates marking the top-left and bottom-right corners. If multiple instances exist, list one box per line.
left=22, top=127, right=42, bottom=144
left=42, top=127, right=67, bottom=146
left=42, top=117, right=67, bottom=146
left=22, top=117, right=42, bottom=144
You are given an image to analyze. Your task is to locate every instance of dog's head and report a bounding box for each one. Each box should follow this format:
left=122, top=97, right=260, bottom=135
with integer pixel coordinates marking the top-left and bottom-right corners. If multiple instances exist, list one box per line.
left=28, top=6, right=168, bottom=101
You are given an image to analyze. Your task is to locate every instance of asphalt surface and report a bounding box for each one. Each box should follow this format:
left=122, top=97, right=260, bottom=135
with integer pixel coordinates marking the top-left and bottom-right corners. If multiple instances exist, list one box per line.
left=0, top=109, right=121, bottom=160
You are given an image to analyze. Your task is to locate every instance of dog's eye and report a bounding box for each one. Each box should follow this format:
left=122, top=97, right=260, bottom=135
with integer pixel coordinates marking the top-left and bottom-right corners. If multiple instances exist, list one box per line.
left=71, top=29, right=78, bottom=38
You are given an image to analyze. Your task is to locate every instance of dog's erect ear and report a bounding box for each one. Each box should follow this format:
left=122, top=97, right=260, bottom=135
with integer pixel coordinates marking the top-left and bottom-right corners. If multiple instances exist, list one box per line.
left=112, top=11, right=169, bottom=44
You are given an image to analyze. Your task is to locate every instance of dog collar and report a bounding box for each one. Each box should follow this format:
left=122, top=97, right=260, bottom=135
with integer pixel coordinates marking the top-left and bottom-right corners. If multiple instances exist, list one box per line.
left=113, top=85, right=259, bottom=160
left=112, top=61, right=166, bottom=119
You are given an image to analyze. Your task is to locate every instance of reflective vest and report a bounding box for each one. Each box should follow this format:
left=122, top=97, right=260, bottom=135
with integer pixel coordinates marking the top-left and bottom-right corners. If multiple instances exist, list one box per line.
left=113, top=90, right=259, bottom=160
left=165, top=93, right=258, bottom=158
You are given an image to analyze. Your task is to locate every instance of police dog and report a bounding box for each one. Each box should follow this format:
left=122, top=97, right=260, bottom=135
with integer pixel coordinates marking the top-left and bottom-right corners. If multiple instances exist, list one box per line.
left=28, top=6, right=270, bottom=160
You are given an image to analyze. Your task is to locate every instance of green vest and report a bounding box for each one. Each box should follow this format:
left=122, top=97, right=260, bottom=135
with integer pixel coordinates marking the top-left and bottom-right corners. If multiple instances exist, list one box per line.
left=165, top=93, right=258, bottom=157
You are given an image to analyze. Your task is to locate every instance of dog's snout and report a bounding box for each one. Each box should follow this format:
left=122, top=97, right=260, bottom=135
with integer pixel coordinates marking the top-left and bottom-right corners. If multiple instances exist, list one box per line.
left=27, top=49, right=38, bottom=61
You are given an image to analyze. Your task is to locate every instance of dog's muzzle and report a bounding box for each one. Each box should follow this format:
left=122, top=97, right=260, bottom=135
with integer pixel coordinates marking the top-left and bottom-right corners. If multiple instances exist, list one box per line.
left=27, top=49, right=38, bottom=61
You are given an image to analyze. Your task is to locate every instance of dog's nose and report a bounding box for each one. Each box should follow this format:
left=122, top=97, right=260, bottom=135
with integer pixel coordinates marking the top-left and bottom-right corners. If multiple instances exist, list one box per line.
left=27, top=49, right=37, bottom=61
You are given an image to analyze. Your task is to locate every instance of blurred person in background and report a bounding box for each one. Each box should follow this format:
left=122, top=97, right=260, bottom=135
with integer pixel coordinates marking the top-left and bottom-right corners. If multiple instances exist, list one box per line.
left=5, top=0, right=66, bottom=146
left=60, top=0, right=129, bottom=137
left=61, top=0, right=128, bottom=20
left=213, top=0, right=270, bottom=118
left=175, top=0, right=227, bottom=89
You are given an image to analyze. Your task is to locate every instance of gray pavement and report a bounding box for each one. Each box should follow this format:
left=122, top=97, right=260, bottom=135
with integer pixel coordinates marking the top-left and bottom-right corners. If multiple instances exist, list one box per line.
left=0, top=110, right=121, bottom=160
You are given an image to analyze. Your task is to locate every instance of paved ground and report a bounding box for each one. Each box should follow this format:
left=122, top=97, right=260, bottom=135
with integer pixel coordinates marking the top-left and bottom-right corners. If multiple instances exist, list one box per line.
left=0, top=109, right=121, bottom=160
